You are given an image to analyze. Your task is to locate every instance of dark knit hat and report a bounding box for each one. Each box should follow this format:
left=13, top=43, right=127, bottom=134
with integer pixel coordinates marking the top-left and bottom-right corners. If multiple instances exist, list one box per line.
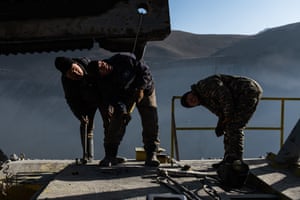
left=55, top=57, right=73, bottom=74
left=55, top=57, right=89, bottom=74
left=73, top=57, right=89, bottom=68
left=180, top=91, right=193, bottom=108
left=72, top=57, right=89, bottom=74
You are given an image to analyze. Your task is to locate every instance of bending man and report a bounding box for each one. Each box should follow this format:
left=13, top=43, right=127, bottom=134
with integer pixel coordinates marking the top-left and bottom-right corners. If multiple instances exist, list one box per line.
left=180, top=74, right=263, bottom=167
left=55, top=57, right=110, bottom=164
left=90, top=53, right=161, bottom=167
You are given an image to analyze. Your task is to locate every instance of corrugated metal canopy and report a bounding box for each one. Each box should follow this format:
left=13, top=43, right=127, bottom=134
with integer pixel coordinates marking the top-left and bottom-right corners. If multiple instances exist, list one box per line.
left=0, top=0, right=171, bottom=59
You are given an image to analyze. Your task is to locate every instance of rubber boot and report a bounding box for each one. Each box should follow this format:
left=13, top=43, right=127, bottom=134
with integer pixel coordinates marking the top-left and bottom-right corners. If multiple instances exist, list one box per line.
left=145, top=152, right=160, bottom=167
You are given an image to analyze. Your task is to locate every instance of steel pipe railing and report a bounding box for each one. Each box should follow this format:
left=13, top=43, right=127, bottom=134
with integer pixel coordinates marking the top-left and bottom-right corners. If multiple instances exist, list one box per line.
left=171, top=96, right=300, bottom=160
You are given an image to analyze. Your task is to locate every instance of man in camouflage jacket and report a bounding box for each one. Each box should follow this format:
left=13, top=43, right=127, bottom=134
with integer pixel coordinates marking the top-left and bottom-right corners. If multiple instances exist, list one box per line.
left=181, top=74, right=263, bottom=167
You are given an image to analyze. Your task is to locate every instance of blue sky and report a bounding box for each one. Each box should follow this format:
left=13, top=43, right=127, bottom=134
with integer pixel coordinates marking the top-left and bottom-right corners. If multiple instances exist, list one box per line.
left=169, top=0, right=300, bottom=35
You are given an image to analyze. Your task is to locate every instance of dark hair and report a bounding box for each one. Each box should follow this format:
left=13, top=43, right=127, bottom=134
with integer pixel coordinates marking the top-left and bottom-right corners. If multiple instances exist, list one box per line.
left=180, top=91, right=193, bottom=108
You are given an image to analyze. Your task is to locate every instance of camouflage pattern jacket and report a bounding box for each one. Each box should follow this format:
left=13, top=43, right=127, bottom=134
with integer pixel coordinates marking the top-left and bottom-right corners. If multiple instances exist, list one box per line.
left=191, top=74, right=262, bottom=120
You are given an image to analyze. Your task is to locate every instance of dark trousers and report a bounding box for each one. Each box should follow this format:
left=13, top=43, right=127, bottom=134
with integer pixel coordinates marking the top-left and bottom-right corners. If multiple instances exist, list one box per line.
left=103, top=89, right=160, bottom=156
left=79, top=102, right=110, bottom=158
left=137, top=89, right=160, bottom=153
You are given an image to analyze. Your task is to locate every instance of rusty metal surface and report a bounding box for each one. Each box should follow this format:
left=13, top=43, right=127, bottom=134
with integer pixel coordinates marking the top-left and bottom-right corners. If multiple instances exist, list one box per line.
left=0, top=0, right=171, bottom=56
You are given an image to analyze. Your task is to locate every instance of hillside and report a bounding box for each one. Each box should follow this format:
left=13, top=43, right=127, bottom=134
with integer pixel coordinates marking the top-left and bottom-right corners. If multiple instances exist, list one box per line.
left=145, top=31, right=246, bottom=61
left=143, top=22, right=300, bottom=69
left=211, top=22, right=300, bottom=64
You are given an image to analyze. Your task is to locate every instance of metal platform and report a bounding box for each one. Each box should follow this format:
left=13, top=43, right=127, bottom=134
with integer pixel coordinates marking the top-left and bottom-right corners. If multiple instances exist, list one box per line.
left=1, top=158, right=300, bottom=200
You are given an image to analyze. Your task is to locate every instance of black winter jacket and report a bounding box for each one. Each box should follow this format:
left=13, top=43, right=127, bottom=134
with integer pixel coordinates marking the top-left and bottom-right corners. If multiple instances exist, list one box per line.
left=191, top=74, right=263, bottom=120
left=55, top=57, right=101, bottom=120
left=89, top=53, right=155, bottom=106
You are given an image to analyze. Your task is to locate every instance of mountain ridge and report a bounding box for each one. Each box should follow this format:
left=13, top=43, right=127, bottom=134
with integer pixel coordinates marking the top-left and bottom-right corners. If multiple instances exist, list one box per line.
left=144, top=22, right=300, bottom=67
left=145, top=30, right=247, bottom=60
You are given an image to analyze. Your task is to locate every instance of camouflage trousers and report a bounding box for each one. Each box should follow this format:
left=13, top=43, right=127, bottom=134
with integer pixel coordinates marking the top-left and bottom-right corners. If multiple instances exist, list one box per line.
left=223, top=81, right=262, bottom=160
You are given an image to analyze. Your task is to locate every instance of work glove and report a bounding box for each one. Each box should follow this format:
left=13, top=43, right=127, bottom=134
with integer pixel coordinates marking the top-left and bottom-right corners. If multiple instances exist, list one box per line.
left=215, top=126, right=225, bottom=137
left=115, top=102, right=128, bottom=115
left=108, top=105, right=114, bottom=118
left=215, top=117, right=230, bottom=137
left=134, top=89, right=144, bottom=103
left=123, top=113, right=132, bottom=126
left=114, top=102, right=131, bottom=125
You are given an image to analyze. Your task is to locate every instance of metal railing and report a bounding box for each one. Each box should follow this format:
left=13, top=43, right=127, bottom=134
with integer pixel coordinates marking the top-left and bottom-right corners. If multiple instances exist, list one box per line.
left=171, top=96, right=300, bottom=160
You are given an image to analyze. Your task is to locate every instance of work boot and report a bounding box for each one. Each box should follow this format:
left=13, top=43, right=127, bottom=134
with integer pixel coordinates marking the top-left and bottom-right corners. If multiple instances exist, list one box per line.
left=212, top=154, right=241, bottom=169
left=98, top=156, right=127, bottom=167
left=79, top=151, right=93, bottom=165
left=116, top=156, right=127, bottom=163
left=217, top=159, right=249, bottom=188
left=145, top=152, right=160, bottom=167
left=212, top=160, right=225, bottom=169
left=99, top=144, right=126, bottom=167
left=99, top=156, right=118, bottom=167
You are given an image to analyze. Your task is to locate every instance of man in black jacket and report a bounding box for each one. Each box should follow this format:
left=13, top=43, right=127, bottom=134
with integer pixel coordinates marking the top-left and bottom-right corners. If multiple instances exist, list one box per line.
left=93, top=53, right=161, bottom=167
left=55, top=57, right=110, bottom=164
